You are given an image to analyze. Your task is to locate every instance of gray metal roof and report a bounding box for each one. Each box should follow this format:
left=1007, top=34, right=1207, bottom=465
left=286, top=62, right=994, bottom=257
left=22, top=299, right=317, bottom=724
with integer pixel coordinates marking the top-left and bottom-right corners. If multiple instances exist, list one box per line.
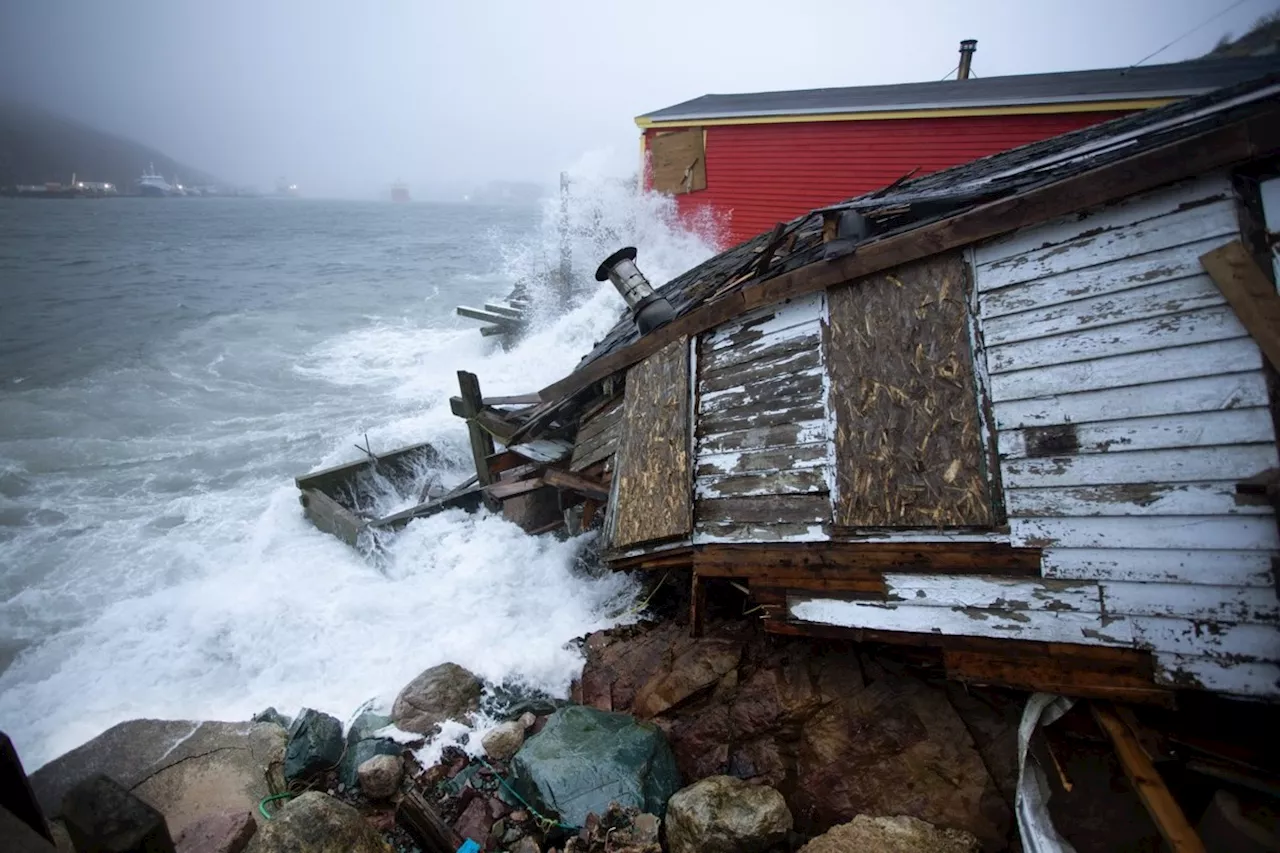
left=637, top=56, right=1280, bottom=123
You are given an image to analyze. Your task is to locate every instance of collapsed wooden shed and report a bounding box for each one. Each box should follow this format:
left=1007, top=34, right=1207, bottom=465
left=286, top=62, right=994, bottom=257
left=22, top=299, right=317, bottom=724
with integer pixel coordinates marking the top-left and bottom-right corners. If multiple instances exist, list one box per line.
left=475, top=73, right=1280, bottom=704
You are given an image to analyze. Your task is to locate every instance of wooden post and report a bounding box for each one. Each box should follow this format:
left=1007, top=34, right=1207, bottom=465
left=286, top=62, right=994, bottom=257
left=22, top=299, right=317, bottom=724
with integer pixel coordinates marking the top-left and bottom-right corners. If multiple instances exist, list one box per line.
left=457, top=371, right=495, bottom=488
left=690, top=571, right=707, bottom=638
left=1091, top=702, right=1206, bottom=853
left=397, top=788, right=459, bottom=853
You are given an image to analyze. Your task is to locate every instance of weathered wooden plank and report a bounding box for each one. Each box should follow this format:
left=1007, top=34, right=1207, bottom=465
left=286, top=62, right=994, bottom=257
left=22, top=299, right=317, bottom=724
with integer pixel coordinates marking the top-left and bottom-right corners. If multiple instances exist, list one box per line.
left=1006, top=481, right=1275, bottom=518
left=696, top=494, right=830, bottom=525
left=1040, top=547, right=1276, bottom=587
left=486, top=477, right=546, bottom=500
left=1130, top=615, right=1280, bottom=662
left=989, top=337, right=1260, bottom=402
left=697, top=442, right=828, bottom=477
left=979, top=236, right=1242, bottom=319
left=1011, top=515, right=1280, bottom=551
left=987, top=305, right=1247, bottom=375
left=483, top=392, right=540, bottom=406
left=1002, top=444, right=1280, bottom=489
left=984, top=275, right=1228, bottom=348
left=993, top=369, right=1270, bottom=430
left=1152, top=652, right=1280, bottom=696
left=976, top=194, right=1237, bottom=290
left=398, top=787, right=462, bottom=853
left=457, top=371, right=495, bottom=487
left=456, top=305, right=521, bottom=326
left=575, top=398, right=623, bottom=445
left=698, top=420, right=827, bottom=455
left=650, top=127, right=705, bottom=194
left=946, top=648, right=1168, bottom=702
left=299, top=488, right=365, bottom=546
left=508, top=439, right=572, bottom=463
left=609, top=337, right=693, bottom=549
left=882, top=574, right=1101, bottom=611
left=538, top=108, right=1280, bottom=405
left=543, top=467, right=610, bottom=500
left=1092, top=702, right=1208, bottom=853
left=1000, top=408, right=1275, bottom=459
left=975, top=175, right=1232, bottom=267
left=702, top=292, right=823, bottom=352
left=570, top=434, right=619, bottom=474
left=828, top=252, right=993, bottom=528
left=699, top=370, right=824, bottom=415
left=695, top=468, right=828, bottom=499
left=1101, top=581, right=1279, bottom=623
left=699, top=346, right=821, bottom=394
left=788, top=595, right=1135, bottom=646
left=693, top=541, right=1043, bottom=576
left=692, top=521, right=828, bottom=544
left=698, top=403, right=827, bottom=436
left=1200, top=240, right=1280, bottom=374
left=698, top=327, right=821, bottom=375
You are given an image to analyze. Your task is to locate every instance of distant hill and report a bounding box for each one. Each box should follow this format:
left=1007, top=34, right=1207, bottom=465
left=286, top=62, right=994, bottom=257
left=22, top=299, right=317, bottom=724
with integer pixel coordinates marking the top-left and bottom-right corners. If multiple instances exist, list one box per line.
left=0, top=100, right=214, bottom=190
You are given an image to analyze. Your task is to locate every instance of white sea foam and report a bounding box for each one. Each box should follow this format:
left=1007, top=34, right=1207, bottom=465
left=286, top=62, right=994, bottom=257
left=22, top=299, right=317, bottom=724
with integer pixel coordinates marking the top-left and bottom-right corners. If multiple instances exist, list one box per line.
left=0, top=153, right=721, bottom=770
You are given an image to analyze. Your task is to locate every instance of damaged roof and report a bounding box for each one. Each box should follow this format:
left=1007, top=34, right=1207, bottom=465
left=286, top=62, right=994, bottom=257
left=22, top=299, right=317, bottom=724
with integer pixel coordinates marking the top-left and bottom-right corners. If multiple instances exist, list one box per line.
left=581, top=70, right=1280, bottom=372
left=637, top=55, right=1280, bottom=123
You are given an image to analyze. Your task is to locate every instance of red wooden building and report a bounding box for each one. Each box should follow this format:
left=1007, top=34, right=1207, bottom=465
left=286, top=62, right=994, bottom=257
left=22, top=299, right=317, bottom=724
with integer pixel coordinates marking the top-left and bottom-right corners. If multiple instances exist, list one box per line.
left=637, top=53, right=1280, bottom=246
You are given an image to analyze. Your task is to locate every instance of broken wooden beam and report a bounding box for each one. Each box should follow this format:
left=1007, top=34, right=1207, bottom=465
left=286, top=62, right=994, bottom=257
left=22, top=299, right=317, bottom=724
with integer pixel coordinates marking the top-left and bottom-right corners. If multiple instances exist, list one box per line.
left=397, top=788, right=459, bottom=853
left=456, top=305, right=522, bottom=326
left=368, top=481, right=486, bottom=530
left=1200, top=240, right=1280, bottom=372
left=1091, top=702, right=1207, bottom=853
left=457, top=371, right=495, bottom=487
left=484, top=392, right=541, bottom=406
left=483, top=302, right=525, bottom=320
left=486, top=477, right=546, bottom=501
left=543, top=468, right=610, bottom=501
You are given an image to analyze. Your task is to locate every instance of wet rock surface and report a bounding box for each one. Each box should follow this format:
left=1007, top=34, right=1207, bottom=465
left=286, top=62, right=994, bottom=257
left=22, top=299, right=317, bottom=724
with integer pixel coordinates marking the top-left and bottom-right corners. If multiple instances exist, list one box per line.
left=339, top=709, right=402, bottom=790
left=284, top=709, right=344, bottom=786
left=797, top=814, right=981, bottom=853
left=30, top=719, right=286, bottom=839
left=357, top=754, right=404, bottom=800
left=391, top=662, right=483, bottom=736
left=664, top=775, right=792, bottom=853
left=574, top=619, right=1013, bottom=849
left=174, top=809, right=257, bottom=853
left=244, top=791, right=388, bottom=853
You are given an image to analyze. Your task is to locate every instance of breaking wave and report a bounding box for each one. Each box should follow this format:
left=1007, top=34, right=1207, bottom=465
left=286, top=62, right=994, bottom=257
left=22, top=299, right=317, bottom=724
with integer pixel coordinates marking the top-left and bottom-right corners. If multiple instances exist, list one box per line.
left=0, top=150, right=722, bottom=769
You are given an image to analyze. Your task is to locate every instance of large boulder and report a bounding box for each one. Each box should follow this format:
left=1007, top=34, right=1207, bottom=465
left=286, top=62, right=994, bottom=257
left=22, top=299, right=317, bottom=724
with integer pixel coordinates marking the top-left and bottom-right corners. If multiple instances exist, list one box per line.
left=510, top=705, right=681, bottom=827
left=283, top=709, right=343, bottom=785
left=665, top=775, right=792, bottom=853
left=798, top=814, right=981, bottom=853
left=357, top=754, right=403, bottom=800
left=29, top=719, right=286, bottom=840
left=245, top=791, right=388, bottom=853
left=174, top=810, right=257, bottom=853
left=574, top=621, right=1012, bottom=849
left=391, top=663, right=483, bottom=735
left=481, top=720, right=526, bottom=762
left=338, top=709, right=401, bottom=790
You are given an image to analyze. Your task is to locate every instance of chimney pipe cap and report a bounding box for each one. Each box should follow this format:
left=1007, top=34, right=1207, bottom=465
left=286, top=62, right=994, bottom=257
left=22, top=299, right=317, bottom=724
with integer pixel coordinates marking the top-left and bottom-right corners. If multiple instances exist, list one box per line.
left=595, top=246, right=638, bottom=281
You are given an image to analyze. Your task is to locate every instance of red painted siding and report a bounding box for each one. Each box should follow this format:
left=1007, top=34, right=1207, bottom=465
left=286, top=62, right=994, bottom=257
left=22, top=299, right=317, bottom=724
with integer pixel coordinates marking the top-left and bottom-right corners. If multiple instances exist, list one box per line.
left=648, top=112, right=1130, bottom=247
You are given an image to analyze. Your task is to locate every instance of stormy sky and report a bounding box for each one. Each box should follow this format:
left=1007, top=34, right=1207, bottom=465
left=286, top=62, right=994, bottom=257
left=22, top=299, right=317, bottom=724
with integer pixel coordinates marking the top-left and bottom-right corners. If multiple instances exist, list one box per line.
left=1, top=0, right=1274, bottom=198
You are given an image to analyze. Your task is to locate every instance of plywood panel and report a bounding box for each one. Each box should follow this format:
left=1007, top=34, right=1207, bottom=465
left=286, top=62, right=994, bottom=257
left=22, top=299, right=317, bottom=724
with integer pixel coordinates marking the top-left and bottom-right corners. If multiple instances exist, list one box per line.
left=649, top=128, right=705, bottom=195
left=827, top=252, right=993, bottom=527
left=608, top=337, right=692, bottom=549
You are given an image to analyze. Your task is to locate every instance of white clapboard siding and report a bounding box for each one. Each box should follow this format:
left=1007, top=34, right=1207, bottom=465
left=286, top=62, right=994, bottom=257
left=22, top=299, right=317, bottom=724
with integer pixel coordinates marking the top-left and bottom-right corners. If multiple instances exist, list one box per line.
left=1002, top=444, right=1279, bottom=489
left=1040, top=547, right=1277, bottom=587
left=983, top=274, right=1228, bottom=347
left=975, top=177, right=1233, bottom=275
left=1000, top=408, right=1275, bottom=459
left=1006, top=482, right=1273, bottom=518
left=883, top=574, right=1101, bottom=611
left=981, top=235, right=1242, bottom=319
left=792, top=173, right=1280, bottom=698
left=994, top=370, right=1270, bottom=430
left=1152, top=653, right=1280, bottom=697
left=987, top=305, right=1247, bottom=374
left=695, top=292, right=831, bottom=543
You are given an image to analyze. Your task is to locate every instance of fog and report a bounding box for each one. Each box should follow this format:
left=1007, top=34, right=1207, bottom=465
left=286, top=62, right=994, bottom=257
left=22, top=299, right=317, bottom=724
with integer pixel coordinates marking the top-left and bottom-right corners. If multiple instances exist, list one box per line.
left=0, top=0, right=1273, bottom=197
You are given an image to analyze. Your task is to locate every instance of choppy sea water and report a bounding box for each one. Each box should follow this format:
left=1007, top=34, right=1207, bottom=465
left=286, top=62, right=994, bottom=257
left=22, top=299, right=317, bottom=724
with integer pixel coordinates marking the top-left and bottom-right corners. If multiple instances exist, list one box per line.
left=0, top=170, right=722, bottom=768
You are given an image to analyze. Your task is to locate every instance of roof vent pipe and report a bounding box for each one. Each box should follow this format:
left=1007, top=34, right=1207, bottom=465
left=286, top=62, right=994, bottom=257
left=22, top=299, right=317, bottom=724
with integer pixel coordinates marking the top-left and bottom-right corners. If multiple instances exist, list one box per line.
left=958, top=39, right=977, bottom=80
left=595, top=247, right=676, bottom=335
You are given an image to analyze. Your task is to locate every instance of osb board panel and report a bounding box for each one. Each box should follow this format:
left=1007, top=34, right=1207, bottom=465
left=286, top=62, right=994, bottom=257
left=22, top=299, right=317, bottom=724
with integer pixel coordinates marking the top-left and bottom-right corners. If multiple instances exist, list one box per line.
left=608, top=337, right=693, bottom=549
left=650, top=128, right=706, bottom=195
left=827, top=252, right=994, bottom=528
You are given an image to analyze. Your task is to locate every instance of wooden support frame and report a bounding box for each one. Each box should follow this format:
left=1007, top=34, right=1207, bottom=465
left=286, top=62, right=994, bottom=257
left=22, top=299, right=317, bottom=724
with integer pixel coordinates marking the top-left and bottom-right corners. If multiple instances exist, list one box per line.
left=1092, top=703, right=1207, bottom=852
left=1201, top=240, right=1280, bottom=372
left=542, top=468, right=610, bottom=501
left=538, top=105, right=1280, bottom=404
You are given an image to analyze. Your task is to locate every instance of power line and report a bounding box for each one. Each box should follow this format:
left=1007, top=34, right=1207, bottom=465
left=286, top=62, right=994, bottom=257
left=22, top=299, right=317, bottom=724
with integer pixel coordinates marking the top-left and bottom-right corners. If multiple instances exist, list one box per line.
left=1129, top=0, right=1254, bottom=68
